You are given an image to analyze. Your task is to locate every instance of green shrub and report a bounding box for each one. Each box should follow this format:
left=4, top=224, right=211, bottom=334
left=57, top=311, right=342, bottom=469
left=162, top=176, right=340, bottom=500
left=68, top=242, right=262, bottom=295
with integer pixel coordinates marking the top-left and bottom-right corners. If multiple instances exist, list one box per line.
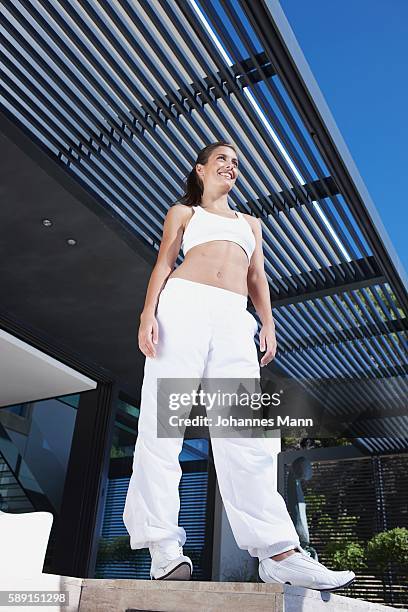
left=366, top=528, right=408, bottom=570
left=324, top=540, right=367, bottom=570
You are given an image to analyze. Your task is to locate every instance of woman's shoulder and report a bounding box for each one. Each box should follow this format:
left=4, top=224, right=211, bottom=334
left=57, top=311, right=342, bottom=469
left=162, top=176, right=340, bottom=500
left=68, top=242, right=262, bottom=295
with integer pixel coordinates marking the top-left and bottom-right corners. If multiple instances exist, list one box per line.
left=166, top=204, right=195, bottom=230
left=167, top=203, right=195, bottom=218
left=240, top=211, right=261, bottom=229
left=170, top=203, right=196, bottom=215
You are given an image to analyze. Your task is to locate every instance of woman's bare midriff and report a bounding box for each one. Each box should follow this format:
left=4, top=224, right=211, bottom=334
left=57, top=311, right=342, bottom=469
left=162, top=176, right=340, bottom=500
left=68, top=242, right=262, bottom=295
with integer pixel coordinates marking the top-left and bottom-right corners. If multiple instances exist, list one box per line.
left=167, top=241, right=250, bottom=297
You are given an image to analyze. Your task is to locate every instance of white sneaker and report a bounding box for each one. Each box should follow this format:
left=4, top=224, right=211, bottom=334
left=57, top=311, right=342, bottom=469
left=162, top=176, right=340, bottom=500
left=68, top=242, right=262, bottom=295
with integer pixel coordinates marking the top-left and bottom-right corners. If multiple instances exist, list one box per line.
left=259, top=546, right=355, bottom=591
left=149, top=541, right=193, bottom=580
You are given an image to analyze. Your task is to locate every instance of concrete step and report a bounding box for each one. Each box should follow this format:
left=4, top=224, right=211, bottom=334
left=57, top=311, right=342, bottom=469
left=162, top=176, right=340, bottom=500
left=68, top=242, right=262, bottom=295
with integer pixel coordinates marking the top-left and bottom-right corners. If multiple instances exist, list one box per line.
left=79, top=579, right=406, bottom=612
left=0, top=575, right=405, bottom=612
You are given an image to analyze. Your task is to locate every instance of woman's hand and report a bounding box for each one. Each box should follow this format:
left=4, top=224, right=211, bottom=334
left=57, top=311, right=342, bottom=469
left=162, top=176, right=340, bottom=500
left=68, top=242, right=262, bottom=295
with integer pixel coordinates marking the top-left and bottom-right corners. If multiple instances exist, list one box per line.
left=138, top=311, right=159, bottom=358
left=259, top=322, right=277, bottom=367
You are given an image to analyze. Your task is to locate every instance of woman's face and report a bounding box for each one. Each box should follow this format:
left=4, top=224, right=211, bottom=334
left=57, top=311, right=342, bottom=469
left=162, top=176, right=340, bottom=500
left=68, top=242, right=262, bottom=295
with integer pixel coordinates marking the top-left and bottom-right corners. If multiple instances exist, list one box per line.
left=196, top=146, right=239, bottom=193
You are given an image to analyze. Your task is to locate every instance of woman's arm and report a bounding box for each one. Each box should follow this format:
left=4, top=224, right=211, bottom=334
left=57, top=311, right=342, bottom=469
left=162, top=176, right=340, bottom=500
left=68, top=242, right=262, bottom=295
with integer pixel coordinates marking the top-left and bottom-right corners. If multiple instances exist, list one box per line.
left=138, top=204, right=187, bottom=358
left=246, top=217, right=277, bottom=366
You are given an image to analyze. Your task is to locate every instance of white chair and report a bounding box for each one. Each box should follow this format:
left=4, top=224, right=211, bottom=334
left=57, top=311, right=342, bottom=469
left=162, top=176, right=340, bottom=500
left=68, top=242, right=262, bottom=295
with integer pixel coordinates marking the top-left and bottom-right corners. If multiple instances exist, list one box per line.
left=0, top=510, right=53, bottom=579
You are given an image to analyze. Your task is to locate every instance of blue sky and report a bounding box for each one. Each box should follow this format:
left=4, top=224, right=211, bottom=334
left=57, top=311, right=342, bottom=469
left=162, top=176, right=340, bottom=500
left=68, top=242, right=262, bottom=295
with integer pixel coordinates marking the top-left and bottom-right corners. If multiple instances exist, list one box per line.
left=279, top=0, right=408, bottom=273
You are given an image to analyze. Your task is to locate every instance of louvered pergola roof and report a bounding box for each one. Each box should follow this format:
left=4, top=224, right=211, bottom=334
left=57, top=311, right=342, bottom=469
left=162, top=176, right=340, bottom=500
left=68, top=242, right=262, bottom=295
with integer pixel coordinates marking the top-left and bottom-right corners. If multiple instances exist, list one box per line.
left=1, top=0, right=407, bottom=453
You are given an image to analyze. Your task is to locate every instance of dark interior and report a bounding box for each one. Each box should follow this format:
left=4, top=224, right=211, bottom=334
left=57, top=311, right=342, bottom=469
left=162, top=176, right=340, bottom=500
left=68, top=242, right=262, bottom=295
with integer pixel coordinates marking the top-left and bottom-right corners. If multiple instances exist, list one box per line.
left=0, top=129, right=156, bottom=399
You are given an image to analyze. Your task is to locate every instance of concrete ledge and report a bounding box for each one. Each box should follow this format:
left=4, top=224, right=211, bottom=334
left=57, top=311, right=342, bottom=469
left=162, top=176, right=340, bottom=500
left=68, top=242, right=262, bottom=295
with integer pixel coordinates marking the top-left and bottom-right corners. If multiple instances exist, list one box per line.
left=0, top=576, right=403, bottom=611
left=79, top=579, right=406, bottom=612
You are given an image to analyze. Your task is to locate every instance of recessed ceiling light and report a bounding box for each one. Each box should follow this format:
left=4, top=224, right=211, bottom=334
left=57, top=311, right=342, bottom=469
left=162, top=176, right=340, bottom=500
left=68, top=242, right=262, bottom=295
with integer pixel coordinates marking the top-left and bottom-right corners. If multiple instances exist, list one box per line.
left=66, top=238, right=77, bottom=246
left=42, top=219, right=52, bottom=227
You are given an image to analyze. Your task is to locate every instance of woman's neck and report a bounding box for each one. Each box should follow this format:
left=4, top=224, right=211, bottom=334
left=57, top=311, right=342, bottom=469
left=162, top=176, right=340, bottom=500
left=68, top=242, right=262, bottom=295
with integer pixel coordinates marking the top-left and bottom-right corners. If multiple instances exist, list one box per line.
left=200, top=195, right=230, bottom=212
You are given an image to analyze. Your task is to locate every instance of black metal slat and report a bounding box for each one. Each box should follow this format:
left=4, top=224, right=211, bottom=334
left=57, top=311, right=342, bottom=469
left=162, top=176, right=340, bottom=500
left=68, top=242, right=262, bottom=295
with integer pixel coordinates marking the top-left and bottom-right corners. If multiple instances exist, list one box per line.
left=0, top=0, right=388, bottom=304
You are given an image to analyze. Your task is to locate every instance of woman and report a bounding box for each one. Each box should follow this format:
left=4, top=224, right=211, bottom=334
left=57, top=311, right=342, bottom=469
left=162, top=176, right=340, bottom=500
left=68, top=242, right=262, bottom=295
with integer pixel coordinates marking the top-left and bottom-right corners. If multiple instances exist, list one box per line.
left=123, top=141, right=355, bottom=591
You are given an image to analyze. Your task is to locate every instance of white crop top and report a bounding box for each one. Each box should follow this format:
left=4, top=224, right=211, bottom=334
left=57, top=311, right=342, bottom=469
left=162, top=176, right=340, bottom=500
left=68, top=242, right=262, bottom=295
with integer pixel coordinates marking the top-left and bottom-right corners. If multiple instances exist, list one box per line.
left=181, top=205, right=256, bottom=262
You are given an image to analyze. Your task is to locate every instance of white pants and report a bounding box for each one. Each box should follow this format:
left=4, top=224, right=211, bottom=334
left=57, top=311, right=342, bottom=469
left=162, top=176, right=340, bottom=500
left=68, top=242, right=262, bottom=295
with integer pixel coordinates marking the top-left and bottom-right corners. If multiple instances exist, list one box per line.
left=123, top=278, right=300, bottom=560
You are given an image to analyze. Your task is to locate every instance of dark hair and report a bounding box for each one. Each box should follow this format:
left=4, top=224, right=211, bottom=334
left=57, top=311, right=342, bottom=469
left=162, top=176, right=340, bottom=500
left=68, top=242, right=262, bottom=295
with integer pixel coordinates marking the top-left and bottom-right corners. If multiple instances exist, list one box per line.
left=174, top=141, right=238, bottom=208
